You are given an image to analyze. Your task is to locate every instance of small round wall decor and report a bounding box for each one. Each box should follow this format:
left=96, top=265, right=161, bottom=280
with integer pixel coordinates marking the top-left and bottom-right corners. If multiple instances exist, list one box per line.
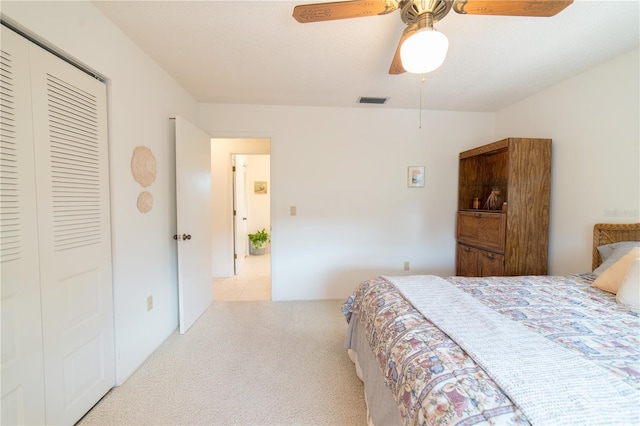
left=136, top=191, right=154, bottom=213
left=131, top=146, right=157, bottom=188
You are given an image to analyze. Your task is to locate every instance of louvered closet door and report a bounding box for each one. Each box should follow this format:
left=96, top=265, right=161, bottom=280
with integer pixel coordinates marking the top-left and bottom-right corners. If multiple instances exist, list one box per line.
left=29, top=40, right=115, bottom=424
left=0, top=26, right=46, bottom=426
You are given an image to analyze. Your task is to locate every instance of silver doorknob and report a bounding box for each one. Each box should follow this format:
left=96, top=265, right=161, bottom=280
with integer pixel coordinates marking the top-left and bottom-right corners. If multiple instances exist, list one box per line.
left=182, top=234, right=192, bottom=240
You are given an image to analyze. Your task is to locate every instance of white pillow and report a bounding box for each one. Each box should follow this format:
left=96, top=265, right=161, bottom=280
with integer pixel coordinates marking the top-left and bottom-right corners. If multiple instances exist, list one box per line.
left=616, top=258, right=640, bottom=309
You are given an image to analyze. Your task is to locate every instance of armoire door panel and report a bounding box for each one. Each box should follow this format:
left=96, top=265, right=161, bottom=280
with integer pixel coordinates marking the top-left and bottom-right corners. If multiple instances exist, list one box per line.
left=28, top=34, right=115, bottom=425
left=456, top=243, right=479, bottom=276
left=0, top=25, right=46, bottom=426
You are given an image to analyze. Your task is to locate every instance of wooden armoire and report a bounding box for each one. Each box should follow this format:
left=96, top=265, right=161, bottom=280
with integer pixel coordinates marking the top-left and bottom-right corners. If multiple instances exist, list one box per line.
left=456, top=138, right=551, bottom=277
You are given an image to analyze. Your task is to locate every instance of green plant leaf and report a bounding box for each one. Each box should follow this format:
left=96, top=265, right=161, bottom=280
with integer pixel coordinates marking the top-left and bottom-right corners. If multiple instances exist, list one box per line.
left=248, top=228, right=270, bottom=249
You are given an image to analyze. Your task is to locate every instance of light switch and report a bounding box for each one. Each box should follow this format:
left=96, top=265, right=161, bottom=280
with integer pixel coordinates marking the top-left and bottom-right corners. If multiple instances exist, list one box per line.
left=290, top=206, right=297, bottom=216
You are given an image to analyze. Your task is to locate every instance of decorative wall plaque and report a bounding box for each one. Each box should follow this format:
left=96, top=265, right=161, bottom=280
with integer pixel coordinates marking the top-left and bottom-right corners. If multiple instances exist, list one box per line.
left=254, top=181, right=267, bottom=194
left=131, top=146, right=157, bottom=188
left=136, top=191, right=153, bottom=213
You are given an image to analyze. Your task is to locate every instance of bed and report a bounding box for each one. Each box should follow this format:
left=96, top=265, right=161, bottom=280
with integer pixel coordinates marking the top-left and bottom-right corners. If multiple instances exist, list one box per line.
left=343, top=223, right=640, bottom=426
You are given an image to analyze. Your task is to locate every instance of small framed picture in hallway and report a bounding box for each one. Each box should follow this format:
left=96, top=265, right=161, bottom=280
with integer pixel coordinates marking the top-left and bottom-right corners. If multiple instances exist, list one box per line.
left=254, top=181, right=267, bottom=194
left=407, top=166, right=424, bottom=188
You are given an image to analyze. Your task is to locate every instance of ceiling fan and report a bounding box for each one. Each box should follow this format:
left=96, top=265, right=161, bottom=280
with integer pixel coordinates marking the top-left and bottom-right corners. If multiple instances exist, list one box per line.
left=292, top=0, right=573, bottom=74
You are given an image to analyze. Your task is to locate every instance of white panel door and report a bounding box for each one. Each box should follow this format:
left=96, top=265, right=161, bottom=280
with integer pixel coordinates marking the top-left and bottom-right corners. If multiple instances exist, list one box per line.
left=29, top=38, right=114, bottom=425
left=175, top=116, right=212, bottom=334
left=233, top=158, right=248, bottom=274
left=0, top=26, right=46, bottom=426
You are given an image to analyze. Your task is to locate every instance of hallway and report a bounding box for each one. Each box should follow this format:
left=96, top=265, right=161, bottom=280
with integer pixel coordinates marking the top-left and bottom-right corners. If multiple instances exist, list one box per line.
left=212, top=254, right=271, bottom=301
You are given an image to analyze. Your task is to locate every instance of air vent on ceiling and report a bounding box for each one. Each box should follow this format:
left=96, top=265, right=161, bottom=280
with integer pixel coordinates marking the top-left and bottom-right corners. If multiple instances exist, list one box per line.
left=358, top=96, right=389, bottom=105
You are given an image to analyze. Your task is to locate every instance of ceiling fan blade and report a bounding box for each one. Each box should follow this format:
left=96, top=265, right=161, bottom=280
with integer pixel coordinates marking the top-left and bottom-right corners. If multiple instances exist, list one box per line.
left=389, top=25, right=417, bottom=75
left=452, top=0, right=573, bottom=17
left=293, top=0, right=398, bottom=23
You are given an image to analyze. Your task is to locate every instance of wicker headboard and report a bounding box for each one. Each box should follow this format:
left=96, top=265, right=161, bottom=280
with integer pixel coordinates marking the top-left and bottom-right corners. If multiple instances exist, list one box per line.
left=592, top=223, right=640, bottom=270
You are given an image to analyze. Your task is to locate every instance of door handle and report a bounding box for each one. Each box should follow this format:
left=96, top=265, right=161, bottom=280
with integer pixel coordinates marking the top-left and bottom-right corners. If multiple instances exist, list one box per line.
left=182, top=234, right=192, bottom=241
left=173, top=234, right=178, bottom=240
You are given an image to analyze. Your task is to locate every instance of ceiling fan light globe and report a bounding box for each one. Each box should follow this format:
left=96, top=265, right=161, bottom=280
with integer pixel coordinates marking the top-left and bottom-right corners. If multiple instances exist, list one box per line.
left=400, top=29, right=449, bottom=74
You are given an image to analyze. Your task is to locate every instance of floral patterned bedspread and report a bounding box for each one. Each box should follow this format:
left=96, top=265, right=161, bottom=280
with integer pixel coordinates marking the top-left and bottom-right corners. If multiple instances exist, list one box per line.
left=342, top=275, right=640, bottom=426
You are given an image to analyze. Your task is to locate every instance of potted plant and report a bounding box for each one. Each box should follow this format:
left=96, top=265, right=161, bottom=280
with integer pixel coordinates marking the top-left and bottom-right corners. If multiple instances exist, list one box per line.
left=248, top=228, right=270, bottom=255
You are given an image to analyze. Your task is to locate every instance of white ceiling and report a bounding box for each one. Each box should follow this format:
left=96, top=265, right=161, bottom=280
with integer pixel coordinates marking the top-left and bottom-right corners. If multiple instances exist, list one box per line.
left=92, top=0, right=639, bottom=112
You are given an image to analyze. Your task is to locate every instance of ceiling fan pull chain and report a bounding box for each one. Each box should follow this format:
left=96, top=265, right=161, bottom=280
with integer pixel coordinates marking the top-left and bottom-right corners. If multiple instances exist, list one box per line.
left=419, top=75, right=426, bottom=129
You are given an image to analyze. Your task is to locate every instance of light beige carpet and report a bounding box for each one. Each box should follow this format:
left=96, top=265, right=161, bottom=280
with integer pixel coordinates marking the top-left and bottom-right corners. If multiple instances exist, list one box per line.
left=78, top=300, right=367, bottom=426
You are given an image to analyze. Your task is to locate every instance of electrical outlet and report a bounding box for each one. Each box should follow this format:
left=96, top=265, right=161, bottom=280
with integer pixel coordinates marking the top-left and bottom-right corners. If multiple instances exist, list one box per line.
left=403, top=261, right=410, bottom=271
left=290, top=206, right=297, bottom=216
left=147, top=295, right=153, bottom=311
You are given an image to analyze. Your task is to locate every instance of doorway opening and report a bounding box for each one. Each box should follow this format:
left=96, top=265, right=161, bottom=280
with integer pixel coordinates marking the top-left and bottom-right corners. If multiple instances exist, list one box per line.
left=210, top=137, right=271, bottom=301
left=232, top=154, right=271, bottom=270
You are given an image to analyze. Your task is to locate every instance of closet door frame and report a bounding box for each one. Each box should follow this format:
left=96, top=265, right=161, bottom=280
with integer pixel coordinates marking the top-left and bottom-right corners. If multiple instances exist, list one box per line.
left=29, top=32, right=115, bottom=426
left=1, top=23, right=115, bottom=425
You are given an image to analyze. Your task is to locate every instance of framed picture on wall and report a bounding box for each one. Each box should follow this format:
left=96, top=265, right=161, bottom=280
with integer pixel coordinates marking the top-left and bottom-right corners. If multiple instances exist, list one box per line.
left=407, top=166, right=425, bottom=188
left=254, top=181, right=267, bottom=194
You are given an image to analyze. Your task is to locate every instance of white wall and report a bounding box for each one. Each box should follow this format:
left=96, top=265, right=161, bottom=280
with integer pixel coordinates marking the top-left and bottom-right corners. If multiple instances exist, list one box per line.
left=496, top=48, right=640, bottom=275
left=246, top=155, right=271, bottom=239
left=2, top=1, right=200, bottom=384
left=200, top=105, right=495, bottom=300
